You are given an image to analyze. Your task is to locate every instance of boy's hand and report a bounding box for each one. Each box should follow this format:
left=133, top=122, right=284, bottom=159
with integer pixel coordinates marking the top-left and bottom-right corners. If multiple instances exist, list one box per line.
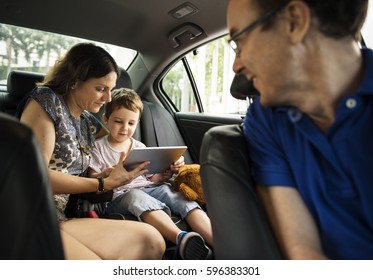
left=170, top=156, right=185, bottom=173
left=150, top=169, right=173, bottom=184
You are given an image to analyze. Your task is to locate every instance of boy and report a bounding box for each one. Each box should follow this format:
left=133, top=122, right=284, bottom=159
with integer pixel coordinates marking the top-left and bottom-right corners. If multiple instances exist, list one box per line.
left=89, top=88, right=213, bottom=260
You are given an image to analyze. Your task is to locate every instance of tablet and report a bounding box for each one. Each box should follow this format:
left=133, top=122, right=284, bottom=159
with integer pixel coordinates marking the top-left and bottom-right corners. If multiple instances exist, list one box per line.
left=124, top=146, right=187, bottom=174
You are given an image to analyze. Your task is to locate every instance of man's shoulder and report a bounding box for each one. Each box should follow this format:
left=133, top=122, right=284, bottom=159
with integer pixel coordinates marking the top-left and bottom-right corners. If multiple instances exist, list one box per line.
left=245, top=99, right=286, bottom=125
left=361, top=48, right=373, bottom=73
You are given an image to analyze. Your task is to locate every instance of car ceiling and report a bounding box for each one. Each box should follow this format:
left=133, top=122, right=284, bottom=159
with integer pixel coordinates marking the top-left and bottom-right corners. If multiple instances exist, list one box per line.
left=0, top=0, right=229, bottom=61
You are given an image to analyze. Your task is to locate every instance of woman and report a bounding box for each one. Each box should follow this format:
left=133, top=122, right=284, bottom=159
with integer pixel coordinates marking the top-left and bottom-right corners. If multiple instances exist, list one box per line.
left=20, top=43, right=165, bottom=259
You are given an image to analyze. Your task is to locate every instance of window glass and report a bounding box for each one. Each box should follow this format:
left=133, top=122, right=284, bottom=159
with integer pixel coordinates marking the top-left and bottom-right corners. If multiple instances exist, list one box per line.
left=162, top=60, right=198, bottom=112
left=0, top=23, right=137, bottom=85
left=162, top=36, right=249, bottom=115
left=362, top=3, right=373, bottom=47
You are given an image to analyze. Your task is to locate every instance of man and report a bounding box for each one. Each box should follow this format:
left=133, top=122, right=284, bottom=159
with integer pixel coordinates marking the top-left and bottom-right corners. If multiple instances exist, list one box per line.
left=227, top=0, right=372, bottom=259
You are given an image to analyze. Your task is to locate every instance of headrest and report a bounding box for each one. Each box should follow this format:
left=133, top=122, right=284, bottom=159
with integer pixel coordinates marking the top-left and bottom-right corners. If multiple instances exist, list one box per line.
left=115, top=67, right=132, bottom=89
left=7, top=70, right=45, bottom=99
left=7, top=68, right=132, bottom=99
left=230, top=74, right=260, bottom=100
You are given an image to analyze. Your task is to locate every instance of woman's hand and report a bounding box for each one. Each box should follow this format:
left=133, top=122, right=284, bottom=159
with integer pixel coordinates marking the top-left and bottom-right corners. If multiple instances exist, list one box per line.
left=100, top=167, right=115, bottom=178
left=89, top=167, right=115, bottom=178
left=105, top=152, right=149, bottom=189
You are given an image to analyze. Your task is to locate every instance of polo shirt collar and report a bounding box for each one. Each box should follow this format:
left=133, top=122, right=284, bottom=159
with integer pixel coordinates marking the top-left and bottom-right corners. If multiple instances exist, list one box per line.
left=356, top=48, right=373, bottom=95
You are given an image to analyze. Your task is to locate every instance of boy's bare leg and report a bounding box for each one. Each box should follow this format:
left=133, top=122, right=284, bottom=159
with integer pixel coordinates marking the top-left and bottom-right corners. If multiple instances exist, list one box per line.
left=185, top=208, right=213, bottom=246
left=141, top=210, right=181, bottom=244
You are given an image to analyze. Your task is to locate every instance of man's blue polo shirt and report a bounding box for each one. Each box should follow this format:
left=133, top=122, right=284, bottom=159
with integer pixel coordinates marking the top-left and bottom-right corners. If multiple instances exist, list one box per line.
left=243, top=48, right=373, bottom=259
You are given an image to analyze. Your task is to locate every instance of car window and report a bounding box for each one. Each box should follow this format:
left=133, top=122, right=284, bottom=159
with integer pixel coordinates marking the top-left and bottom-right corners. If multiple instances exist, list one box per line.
left=0, top=23, right=137, bottom=86
left=162, top=36, right=249, bottom=115
left=362, top=2, right=373, bottom=47
left=162, top=59, right=199, bottom=112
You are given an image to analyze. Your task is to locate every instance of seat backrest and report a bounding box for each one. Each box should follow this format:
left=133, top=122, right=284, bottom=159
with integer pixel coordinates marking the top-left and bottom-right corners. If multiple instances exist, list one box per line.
left=0, top=113, right=64, bottom=259
left=199, top=124, right=282, bottom=259
left=199, top=75, right=281, bottom=259
left=140, top=100, right=193, bottom=163
left=229, top=74, right=260, bottom=100
left=1, top=70, right=44, bottom=116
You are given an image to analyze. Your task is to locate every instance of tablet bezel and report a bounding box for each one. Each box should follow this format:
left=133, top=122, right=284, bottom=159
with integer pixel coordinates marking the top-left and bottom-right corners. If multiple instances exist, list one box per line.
left=124, top=146, right=187, bottom=174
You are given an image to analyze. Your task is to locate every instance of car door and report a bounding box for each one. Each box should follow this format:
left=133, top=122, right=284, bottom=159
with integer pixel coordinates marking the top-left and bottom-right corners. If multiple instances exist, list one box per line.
left=159, top=36, right=248, bottom=163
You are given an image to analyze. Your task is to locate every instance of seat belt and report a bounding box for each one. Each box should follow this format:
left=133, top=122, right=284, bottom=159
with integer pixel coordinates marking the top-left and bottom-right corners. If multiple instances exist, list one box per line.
left=85, top=111, right=109, bottom=134
left=145, top=101, right=193, bottom=163
left=146, top=101, right=168, bottom=146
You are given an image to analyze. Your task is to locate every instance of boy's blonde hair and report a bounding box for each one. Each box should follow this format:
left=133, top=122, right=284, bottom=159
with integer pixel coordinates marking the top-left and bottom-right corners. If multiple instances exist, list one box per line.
left=105, top=88, right=143, bottom=119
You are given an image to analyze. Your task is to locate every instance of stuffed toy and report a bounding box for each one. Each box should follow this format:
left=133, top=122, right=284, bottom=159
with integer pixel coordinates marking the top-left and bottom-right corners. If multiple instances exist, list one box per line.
left=173, top=164, right=205, bottom=206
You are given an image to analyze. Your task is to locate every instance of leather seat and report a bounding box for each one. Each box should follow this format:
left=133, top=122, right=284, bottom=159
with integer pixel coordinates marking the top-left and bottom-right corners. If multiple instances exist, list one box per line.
left=4, top=70, right=44, bottom=116
left=199, top=74, right=282, bottom=259
left=0, top=113, right=64, bottom=259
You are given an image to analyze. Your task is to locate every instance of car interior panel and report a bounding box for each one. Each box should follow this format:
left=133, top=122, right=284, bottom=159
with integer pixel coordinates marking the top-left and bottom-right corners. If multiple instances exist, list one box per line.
left=175, top=113, right=243, bottom=162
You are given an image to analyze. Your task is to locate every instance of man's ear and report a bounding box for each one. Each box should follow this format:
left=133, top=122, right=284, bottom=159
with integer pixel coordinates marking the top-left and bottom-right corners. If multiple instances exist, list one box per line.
left=71, top=81, right=78, bottom=90
left=283, top=0, right=311, bottom=44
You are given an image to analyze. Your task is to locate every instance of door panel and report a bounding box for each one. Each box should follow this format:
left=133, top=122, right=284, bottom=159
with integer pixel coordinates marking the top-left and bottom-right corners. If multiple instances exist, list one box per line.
left=175, top=112, right=243, bottom=163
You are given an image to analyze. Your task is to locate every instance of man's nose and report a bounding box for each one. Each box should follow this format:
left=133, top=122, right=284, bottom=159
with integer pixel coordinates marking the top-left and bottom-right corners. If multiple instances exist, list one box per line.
left=232, top=55, right=244, bottom=74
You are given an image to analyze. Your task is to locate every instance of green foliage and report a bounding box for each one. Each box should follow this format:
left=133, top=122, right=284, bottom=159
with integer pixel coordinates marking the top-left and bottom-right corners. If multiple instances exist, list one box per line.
left=0, top=23, right=79, bottom=80
left=162, top=62, right=184, bottom=109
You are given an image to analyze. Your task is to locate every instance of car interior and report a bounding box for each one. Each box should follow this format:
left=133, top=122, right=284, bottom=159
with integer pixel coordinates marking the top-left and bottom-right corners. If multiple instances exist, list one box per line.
left=0, top=0, right=372, bottom=260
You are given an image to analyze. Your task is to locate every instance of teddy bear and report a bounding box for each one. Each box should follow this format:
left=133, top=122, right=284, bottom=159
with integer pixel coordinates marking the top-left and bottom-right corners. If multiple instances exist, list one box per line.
left=172, top=164, right=205, bottom=206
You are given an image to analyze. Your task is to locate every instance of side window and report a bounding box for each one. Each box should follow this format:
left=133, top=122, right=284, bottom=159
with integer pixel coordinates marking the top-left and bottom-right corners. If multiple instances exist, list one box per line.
left=162, top=60, right=198, bottom=112
left=362, top=2, right=373, bottom=47
left=162, top=36, right=249, bottom=115
left=0, top=23, right=137, bottom=86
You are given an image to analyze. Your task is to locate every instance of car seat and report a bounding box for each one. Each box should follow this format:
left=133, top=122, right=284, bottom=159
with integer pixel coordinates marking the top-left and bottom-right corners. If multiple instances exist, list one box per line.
left=5, top=70, right=45, bottom=116
left=199, top=74, right=282, bottom=259
left=0, top=113, right=64, bottom=259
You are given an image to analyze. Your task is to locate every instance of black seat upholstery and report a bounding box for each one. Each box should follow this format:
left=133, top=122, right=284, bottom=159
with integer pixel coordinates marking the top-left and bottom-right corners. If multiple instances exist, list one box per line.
left=200, top=125, right=282, bottom=259
left=0, top=113, right=64, bottom=259
left=140, top=100, right=193, bottom=163
left=199, top=74, right=282, bottom=259
left=0, top=70, right=44, bottom=116
left=229, top=73, right=260, bottom=100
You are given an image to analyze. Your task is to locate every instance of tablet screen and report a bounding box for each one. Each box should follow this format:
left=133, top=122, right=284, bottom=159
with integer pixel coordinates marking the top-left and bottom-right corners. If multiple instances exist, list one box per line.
left=124, top=146, right=187, bottom=174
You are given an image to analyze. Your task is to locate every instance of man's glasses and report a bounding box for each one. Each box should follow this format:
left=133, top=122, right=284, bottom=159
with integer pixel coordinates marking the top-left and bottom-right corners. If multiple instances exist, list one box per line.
left=228, top=3, right=287, bottom=56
